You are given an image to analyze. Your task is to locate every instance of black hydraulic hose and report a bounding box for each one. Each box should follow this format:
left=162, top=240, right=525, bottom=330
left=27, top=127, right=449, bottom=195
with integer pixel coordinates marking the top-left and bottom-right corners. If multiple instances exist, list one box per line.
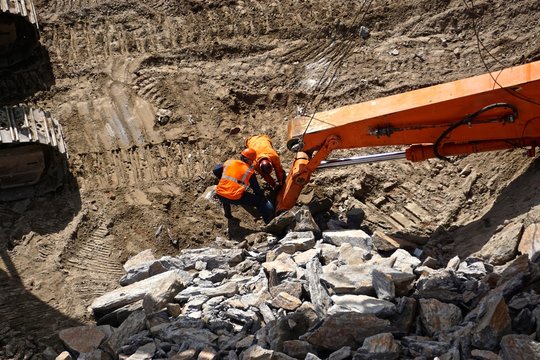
left=433, top=103, right=518, bottom=161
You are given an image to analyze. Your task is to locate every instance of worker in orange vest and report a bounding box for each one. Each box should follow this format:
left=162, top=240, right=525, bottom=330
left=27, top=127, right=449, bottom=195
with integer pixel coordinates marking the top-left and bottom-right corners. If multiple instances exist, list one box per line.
left=245, top=134, right=285, bottom=189
left=213, top=148, right=274, bottom=224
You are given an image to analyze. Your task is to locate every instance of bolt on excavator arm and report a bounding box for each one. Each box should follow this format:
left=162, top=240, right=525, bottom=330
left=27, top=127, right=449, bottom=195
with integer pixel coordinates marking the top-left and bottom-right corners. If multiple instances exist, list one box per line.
left=276, top=60, right=540, bottom=212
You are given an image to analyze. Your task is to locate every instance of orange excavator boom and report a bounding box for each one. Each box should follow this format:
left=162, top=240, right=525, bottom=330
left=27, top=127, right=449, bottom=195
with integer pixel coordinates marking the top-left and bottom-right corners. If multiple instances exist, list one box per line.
left=277, top=60, right=540, bottom=211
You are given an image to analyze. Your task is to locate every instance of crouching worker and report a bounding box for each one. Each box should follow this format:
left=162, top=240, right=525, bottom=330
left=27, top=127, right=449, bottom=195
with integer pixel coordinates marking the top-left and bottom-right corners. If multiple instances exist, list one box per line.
left=245, top=134, right=285, bottom=189
left=213, top=148, right=275, bottom=224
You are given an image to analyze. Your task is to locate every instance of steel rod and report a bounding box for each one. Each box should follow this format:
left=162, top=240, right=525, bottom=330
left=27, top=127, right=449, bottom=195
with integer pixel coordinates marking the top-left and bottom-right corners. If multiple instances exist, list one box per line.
left=317, top=151, right=406, bottom=169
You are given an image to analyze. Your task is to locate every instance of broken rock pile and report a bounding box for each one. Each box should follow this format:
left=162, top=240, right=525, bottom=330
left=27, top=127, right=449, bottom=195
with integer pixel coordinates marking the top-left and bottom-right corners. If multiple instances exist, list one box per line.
left=57, top=222, right=540, bottom=360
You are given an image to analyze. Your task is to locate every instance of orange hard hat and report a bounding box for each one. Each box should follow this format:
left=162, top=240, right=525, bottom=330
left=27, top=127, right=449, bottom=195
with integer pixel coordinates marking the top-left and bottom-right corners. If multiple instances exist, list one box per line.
left=260, top=159, right=273, bottom=175
left=241, top=148, right=257, bottom=162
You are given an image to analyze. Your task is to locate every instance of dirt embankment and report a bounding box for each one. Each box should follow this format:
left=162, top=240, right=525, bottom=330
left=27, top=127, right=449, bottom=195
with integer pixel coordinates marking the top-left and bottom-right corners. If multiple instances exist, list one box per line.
left=1, top=0, right=540, bottom=348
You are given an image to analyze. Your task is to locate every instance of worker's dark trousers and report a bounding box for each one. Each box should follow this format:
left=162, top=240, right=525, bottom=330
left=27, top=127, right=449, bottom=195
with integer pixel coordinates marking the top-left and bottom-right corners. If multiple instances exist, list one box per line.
left=217, top=193, right=274, bottom=224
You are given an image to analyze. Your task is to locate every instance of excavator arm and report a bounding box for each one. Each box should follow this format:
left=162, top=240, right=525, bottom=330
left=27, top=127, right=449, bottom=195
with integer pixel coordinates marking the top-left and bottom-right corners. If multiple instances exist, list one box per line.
left=277, top=60, right=540, bottom=211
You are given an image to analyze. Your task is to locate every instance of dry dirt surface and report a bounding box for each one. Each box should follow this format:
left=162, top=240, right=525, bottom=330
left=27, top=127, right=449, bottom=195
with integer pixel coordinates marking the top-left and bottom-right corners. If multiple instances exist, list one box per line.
left=1, top=0, right=540, bottom=348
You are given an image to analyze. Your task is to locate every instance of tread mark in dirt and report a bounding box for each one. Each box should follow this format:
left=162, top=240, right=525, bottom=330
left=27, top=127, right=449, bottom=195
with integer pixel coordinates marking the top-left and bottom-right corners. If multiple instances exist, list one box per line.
left=62, top=222, right=123, bottom=300
left=73, top=142, right=211, bottom=190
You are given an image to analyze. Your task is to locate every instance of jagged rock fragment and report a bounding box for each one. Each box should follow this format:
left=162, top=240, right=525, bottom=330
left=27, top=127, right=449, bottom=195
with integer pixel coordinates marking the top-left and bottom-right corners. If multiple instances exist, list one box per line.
left=372, top=269, right=395, bottom=300
left=329, top=294, right=396, bottom=317
left=355, top=332, right=400, bottom=360
left=282, top=340, right=314, bottom=359
left=468, top=291, right=511, bottom=350
left=322, top=230, right=372, bottom=249
left=280, top=231, right=316, bottom=252
left=518, top=223, right=540, bottom=261
left=473, top=222, right=523, bottom=265
left=500, top=334, right=540, bottom=359
left=305, top=258, right=332, bottom=314
left=302, top=312, right=391, bottom=351
left=419, top=298, right=462, bottom=336
left=91, top=270, right=190, bottom=316
left=58, top=325, right=109, bottom=355
left=400, top=336, right=450, bottom=358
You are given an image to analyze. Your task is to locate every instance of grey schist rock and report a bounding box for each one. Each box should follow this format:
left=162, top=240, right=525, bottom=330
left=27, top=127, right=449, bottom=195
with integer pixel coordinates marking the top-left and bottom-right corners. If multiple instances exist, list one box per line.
left=473, top=222, right=524, bottom=265
left=280, top=231, right=316, bottom=252
left=97, top=300, right=143, bottom=327
left=302, top=312, right=392, bottom=351
left=123, top=249, right=156, bottom=272
left=372, top=269, right=395, bottom=301
left=126, top=342, right=156, bottom=360
left=467, top=291, right=511, bottom=350
left=90, top=270, right=191, bottom=317
left=400, top=336, right=451, bottom=358
left=305, top=258, right=331, bottom=314
left=314, top=242, right=339, bottom=264
left=120, top=256, right=190, bottom=286
left=198, top=347, right=219, bottom=360
left=293, top=207, right=321, bottom=238
left=293, top=248, right=320, bottom=267
left=258, top=303, right=276, bottom=324
left=470, top=349, right=502, bottom=360
left=355, top=332, right=401, bottom=360
left=271, top=292, right=302, bottom=311
left=151, top=323, right=218, bottom=349
left=457, top=259, right=487, bottom=279
left=321, top=264, right=373, bottom=295
left=494, top=255, right=530, bottom=298
left=446, top=256, right=460, bottom=271
left=518, top=223, right=540, bottom=261
left=241, top=345, right=274, bottom=360
left=415, top=269, right=466, bottom=303
left=391, top=249, right=421, bottom=274
left=55, top=351, right=73, bottom=360
left=58, top=325, right=111, bottom=356
left=282, top=340, right=315, bottom=359
left=329, top=295, right=396, bottom=317
left=262, top=254, right=298, bottom=277
left=75, top=199, right=540, bottom=360
left=418, top=298, right=462, bottom=336
left=199, top=269, right=229, bottom=283
left=337, top=243, right=371, bottom=266
left=327, top=347, right=351, bottom=360
left=174, top=282, right=238, bottom=302
left=104, top=310, right=147, bottom=354
left=179, top=247, right=245, bottom=270
left=322, top=230, right=372, bottom=250
left=269, top=280, right=303, bottom=299
left=143, top=270, right=188, bottom=315
left=500, top=334, right=540, bottom=360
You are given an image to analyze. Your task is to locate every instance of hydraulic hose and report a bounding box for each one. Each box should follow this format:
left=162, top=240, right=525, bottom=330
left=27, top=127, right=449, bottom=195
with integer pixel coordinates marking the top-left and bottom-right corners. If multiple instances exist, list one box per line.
left=433, top=103, right=518, bottom=161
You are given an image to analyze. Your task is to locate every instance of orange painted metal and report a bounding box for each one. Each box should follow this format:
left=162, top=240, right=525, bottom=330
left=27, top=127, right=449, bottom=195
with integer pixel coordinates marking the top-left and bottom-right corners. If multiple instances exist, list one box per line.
left=277, top=61, right=540, bottom=211
left=277, top=135, right=340, bottom=211
left=405, top=138, right=540, bottom=162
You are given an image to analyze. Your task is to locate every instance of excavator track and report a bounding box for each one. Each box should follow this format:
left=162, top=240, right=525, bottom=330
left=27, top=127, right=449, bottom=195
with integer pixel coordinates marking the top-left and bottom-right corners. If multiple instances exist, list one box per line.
left=0, top=0, right=40, bottom=68
left=0, top=0, right=53, bottom=102
left=0, top=105, right=67, bottom=201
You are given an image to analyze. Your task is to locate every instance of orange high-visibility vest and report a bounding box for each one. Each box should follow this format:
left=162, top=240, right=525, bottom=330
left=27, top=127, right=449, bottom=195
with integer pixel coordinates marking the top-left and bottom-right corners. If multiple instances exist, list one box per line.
left=216, top=159, right=254, bottom=200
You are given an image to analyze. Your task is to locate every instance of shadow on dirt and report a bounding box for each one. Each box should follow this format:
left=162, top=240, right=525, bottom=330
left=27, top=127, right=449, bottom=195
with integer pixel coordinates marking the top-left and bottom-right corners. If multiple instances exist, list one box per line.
left=0, top=250, right=83, bottom=345
left=227, top=218, right=259, bottom=241
left=0, top=172, right=82, bottom=242
left=0, top=45, right=55, bottom=104
left=436, top=157, right=540, bottom=259
left=0, top=173, right=83, bottom=346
